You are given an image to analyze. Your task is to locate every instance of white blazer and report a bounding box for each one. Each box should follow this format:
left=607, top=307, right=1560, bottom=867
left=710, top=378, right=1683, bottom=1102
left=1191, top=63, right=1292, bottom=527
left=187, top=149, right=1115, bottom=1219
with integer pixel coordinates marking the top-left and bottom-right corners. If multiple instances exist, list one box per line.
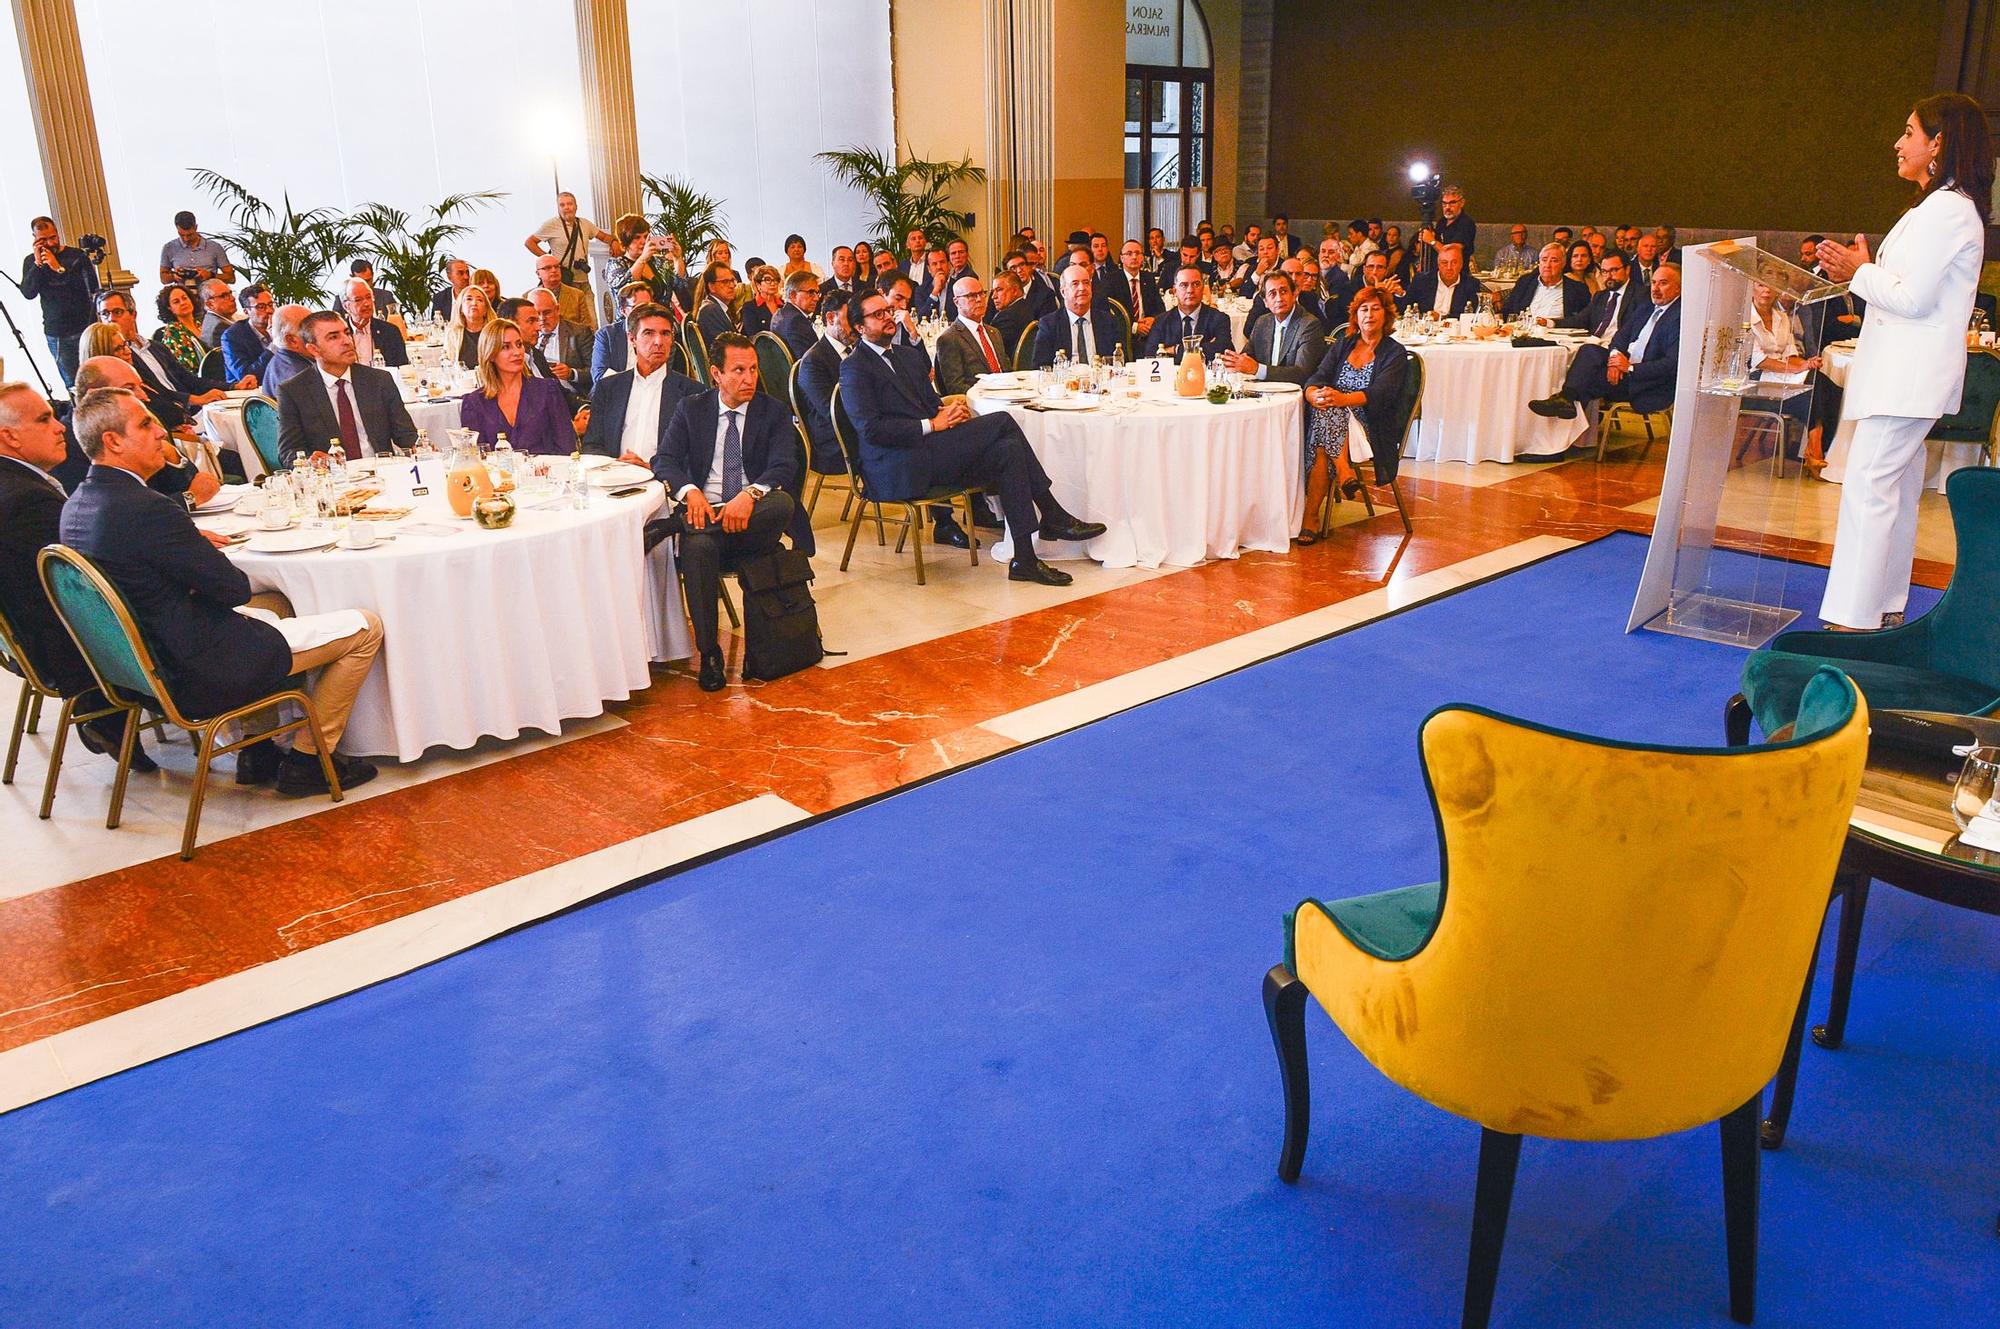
left=1843, top=185, right=1985, bottom=420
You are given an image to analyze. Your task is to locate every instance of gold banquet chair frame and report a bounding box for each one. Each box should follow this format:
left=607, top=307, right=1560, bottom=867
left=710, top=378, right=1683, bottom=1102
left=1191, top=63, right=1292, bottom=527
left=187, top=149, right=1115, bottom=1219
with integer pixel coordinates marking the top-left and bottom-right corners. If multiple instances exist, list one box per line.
left=37, top=545, right=346, bottom=860
left=829, top=386, right=983, bottom=586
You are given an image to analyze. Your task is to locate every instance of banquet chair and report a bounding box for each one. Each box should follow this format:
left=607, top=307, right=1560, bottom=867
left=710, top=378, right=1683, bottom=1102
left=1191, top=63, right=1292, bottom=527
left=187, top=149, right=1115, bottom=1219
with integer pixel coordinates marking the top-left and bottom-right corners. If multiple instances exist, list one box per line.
left=1925, top=349, right=2000, bottom=462
left=752, top=331, right=795, bottom=407
left=829, top=386, right=982, bottom=586
left=1595, top=401, right=1671, bottom=462
left=0, top=597, right=160, bottom=822
left=1315, top=353, right=1420, bottom=538
left=199, top=347, right=228, bottom=384
left=790, top=357, right=854, bottom=524
left=37, top=545, right=345, bottom=860
left=240, top=395, right=284, bottom=475
left=1104, top=298, right=1134, bottom=359
left=1012, top=320, right=1039, bottom=373
left=1729, top=464, right=2000, bottom=745
left=1265, top=668, right=1868, bottom=1329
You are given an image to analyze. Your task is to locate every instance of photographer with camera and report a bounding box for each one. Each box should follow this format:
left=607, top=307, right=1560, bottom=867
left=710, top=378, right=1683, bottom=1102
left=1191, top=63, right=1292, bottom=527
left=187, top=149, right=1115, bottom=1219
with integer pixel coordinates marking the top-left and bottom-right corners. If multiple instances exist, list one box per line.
left=157, top=210, right=233, bottom=291
left=19, top=216, right=101, bottom=390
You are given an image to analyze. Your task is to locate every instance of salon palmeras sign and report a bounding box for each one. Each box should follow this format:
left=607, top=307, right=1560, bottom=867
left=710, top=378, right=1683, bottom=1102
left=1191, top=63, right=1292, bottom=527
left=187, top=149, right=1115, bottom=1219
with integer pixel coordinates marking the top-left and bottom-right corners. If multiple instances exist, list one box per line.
left=1126, top=2, right=1178, bottom=64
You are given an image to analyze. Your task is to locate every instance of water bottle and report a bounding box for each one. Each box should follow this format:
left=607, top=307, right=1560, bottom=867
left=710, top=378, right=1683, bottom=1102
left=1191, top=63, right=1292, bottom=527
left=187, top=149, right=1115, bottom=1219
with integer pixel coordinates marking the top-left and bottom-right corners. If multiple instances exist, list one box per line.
left=569, top=449, right=590, bottom=509
left=325, top=436, right=347, bottom=482
left=371, top=351, right=386, bottom=370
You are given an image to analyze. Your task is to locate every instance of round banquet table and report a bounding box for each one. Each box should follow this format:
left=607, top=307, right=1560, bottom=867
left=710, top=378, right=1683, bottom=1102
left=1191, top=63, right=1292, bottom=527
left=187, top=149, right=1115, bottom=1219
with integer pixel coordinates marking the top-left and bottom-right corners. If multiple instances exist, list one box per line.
left=1400, top=335, right=1589, bottom=463
left=968, top=365, right=1304, bottom=568
left=196, top=458, right=689, bottom=761
left=202, top=392, right=464, bottom=481
left=1217, top=297, right=1252, bottom=349
left=1816, top=341, right=1988, bottom=492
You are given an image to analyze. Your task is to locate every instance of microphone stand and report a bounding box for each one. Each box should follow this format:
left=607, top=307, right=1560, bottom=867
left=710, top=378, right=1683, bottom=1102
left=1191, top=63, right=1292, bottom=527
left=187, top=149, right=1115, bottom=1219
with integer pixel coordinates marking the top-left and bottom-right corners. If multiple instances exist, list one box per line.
left=0, top=266, right=59, bottom=401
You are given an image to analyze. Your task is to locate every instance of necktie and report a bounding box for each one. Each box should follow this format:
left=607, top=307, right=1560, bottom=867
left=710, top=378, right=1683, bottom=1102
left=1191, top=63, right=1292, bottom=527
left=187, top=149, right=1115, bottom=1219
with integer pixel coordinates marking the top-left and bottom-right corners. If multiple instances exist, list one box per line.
left=1130, top=275, right=1141, bottom=311
left=1073, top=316, right=1087, bottom=361
left=975, top=323, right=1000, bottom=372
left=1183, top=313, right=1195, bottom=342
left=720, top=409, right=743, bottom=501
left=1598, top=289, right=1621, bottom=337
left=334, top=378, right=360, bottom=452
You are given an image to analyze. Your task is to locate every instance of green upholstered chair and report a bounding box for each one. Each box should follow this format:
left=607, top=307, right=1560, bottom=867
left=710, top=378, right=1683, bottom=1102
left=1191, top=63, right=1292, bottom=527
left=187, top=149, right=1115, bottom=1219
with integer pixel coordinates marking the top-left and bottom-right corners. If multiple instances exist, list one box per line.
left=828, top=386, right=982, bottom=586
left=240, top=395, right=284, bottom=475
left=1266, top=668, right=1868, bottom=1329
left=752, top=330, right=794, bottom=406
left=788, top=354, right=853, bottom=525
left=1928, top=350, right=2000, bottom=458
left=0, top=596, right=163, bottom=819
left=1729, top=464, right=2000, bottom=744
left=38, top=545, right=345, bottom=860
left=1011, top=319, right=1039, bottom=373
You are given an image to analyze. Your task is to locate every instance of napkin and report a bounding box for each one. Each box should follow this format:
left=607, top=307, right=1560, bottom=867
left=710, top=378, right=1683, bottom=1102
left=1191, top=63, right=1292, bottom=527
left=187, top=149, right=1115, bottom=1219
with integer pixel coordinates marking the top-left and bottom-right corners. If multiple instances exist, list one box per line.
left=1510, top=336, right=1557, bottom=349
left=235, top=604, right=371, bottom=651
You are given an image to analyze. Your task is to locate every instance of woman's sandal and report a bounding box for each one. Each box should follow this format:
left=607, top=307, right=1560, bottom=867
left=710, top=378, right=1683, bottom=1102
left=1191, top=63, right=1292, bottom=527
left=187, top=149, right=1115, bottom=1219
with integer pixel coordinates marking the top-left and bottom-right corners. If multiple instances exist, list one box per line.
left=1295, top=530, right=1321, bottom=546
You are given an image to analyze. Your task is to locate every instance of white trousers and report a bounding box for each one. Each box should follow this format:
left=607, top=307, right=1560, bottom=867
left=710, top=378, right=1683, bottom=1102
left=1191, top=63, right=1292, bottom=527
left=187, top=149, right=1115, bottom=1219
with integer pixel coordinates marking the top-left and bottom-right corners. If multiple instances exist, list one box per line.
left=1820, top=414, right=1935, bottom=628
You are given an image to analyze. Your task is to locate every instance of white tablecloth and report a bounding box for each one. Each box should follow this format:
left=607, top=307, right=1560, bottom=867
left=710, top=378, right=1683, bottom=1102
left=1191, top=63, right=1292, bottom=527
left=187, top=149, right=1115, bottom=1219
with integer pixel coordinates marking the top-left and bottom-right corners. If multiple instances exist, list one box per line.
left=1401, top=337, right=1588, bottom=463
left=202, top=393, right=464, bottom=481
left=201, top=460, right=687, bottom=761
left=1817, top=342, right=1987, bottom=492
left=1216, top=298, right=1252, bottom=349
left=970, top=367, right=1303, bottom=568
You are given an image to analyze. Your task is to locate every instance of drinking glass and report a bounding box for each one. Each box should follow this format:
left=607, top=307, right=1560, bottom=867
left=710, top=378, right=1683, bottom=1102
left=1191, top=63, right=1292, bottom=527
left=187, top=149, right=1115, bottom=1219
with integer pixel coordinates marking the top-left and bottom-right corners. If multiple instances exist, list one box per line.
left=1952, top=744, right=2000, bottom=831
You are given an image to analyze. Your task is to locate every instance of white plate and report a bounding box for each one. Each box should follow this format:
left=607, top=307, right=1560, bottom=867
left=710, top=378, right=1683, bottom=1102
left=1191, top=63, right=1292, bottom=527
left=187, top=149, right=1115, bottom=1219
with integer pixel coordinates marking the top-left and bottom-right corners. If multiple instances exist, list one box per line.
left=1034, top=395, right=1105, bottom=411
left=981, top=387, right=1038, bottom=401
left=587, top=462, right=653, bottom=488
left=223, top=389, right=262, bottom=400
left=193, top=483, right=255, bottom=513
left=1243, top=381, right=1301, bottom=395
left=243, top=529, right=337, bottom=554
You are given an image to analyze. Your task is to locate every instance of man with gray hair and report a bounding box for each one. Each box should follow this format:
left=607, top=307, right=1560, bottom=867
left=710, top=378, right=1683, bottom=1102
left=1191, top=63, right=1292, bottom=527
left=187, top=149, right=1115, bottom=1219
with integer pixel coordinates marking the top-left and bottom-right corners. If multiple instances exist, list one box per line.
left=198, top=279, right=240, bottom=349
left=60, top=385, right=385, bottom=795
left=69, top=356, right=218, bottom=506
left=260, top=304, right=317, bottom=398
left=529, top=286, right=591, bottom=394
left=276, top=311, right=417, bottom=464
left=340, top=277, right=407, bottom=367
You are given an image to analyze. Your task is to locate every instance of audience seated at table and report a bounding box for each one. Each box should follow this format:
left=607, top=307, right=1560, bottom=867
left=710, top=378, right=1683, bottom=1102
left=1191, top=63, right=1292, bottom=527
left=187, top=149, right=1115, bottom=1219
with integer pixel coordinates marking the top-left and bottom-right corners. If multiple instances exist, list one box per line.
left=458, top=317, right=588, bottom=455
left=96, top=289, right=224, bottom=432
left=151, top=286, right=219, bottom=385
left=58, top=386, right=384, bottom=795
left=1224, top=271, right=1326, bottom=385
left=1502, top=244, right=1591, bottom=328
left=838, top=291, right=1103, bottom=587
left=65, top=356, right=215, bottom=503
left=1143, top=267, right=1232, bottom=360
left=1299, top=286, right=1409, bottom=543
left=222, top=283, right=275, bottom=384
left=1530, top=262, right=1683, bottom=426
left=276, top=311, right=418, bottom=465
left=935, top=277, right=1013, bottom=396
left=1565, top=240, right=1601, bottom=295
left=528, top=288, right=592, bottom=397
left=1358, top=251, right=1406, bottom=312
left=429, top=257, right=471, bottom=323
left=984, top=272, right=1034, bottom=354
left=340, top=277, right=408, bottom=368
left=1402, top=243, right=1484, bottom=319
left=1493, top=224, right=1535, bottom=270
left=1032, top=266, right=1125, bottom=368
left=581, top=304, right=703, bottom=464
left=1745, top=280, right=1837, bottom=472
left=444, top=286, right=493, bottom=370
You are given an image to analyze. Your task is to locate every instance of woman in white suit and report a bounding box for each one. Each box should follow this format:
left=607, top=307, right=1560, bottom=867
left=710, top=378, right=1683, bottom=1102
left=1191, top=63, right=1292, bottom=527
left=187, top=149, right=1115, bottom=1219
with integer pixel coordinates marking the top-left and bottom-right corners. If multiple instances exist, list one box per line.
left=1814, top=93, right=1993, bottom=629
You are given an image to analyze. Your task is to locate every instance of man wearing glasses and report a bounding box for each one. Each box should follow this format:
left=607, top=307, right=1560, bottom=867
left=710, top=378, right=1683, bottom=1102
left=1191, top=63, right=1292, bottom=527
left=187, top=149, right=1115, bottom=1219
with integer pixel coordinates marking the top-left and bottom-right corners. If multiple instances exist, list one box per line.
left=222, top=284, right=276, bottom=384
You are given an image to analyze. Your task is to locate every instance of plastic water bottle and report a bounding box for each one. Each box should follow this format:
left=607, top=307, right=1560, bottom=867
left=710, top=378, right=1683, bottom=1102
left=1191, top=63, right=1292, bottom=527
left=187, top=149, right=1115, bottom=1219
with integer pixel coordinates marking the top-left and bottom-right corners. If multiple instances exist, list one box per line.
left=569, top=449, right=590, bottom=510
left=371, top=351, right=386, bottom=370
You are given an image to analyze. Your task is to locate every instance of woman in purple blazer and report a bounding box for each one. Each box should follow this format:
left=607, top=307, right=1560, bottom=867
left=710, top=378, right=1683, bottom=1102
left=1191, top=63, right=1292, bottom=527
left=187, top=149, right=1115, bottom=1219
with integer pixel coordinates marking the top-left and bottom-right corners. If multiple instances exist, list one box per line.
left=459, top=318, right=588, bottom=454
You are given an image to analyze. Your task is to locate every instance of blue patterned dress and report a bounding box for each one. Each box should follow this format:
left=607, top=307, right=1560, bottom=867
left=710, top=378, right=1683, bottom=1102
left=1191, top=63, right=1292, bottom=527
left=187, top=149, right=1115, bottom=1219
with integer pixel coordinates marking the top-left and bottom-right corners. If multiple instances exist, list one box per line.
left=1307, top=356, right=1375, bottom=468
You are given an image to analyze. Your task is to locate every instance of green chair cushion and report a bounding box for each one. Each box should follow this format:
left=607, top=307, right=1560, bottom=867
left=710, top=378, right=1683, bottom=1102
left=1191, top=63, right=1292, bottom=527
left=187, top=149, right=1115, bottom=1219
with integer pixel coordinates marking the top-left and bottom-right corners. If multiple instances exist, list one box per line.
left=1742, top=649, right=1998, bottom=737
left=1289, top=880, right=1442, bottom=968
left=42, top=560, right=156, bottom=701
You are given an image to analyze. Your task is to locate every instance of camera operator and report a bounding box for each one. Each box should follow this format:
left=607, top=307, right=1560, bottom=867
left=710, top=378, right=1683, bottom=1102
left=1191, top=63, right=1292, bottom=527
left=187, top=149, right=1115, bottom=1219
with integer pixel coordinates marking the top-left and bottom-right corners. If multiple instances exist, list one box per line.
left=1412, top=184, right=1476, bottom=277
left=19, top=216, right=100, bottom=390
left=157, top=210, right=233, bottom=291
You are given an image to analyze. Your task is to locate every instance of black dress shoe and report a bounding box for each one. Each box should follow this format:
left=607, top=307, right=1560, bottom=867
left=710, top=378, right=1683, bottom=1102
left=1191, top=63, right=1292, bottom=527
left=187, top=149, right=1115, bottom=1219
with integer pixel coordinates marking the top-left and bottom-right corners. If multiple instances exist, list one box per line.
left=1036, top=516, right=1108, bottom=542
left=235, top=737, right=282, bottom=785
left=697, top=648, right=727, bottom=692
left=1008, top=559, right=1074, bottom=587
left=76, top=716, right=158, bottom=773
left=970, top=505, right=1005, bottom=531
left=275, top=750, right=378, bottom=796
left=1528, top=394, right=1578, bottom=419
left=932, top=519, right=972, bottom=549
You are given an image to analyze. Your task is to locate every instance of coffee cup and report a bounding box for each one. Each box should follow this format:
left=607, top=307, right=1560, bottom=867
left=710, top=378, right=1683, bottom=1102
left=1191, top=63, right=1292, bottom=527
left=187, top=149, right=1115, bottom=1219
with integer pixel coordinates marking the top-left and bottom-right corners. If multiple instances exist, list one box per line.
left=339, top=522, right=378, bottom=549
left=258, top=507, right=292, bottom=531
left=233, top=491, right=264, bottom=516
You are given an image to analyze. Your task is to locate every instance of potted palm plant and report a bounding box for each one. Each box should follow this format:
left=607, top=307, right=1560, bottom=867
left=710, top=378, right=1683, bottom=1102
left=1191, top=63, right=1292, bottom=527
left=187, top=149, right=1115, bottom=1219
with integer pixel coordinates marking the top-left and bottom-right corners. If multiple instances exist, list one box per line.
left=190, top=168, right=355, bottom=306
left=815, top=146, right=986, bottom=254
left=348, top=190, right=506, bottom=318
left=639, top=173, right=728, bottom=256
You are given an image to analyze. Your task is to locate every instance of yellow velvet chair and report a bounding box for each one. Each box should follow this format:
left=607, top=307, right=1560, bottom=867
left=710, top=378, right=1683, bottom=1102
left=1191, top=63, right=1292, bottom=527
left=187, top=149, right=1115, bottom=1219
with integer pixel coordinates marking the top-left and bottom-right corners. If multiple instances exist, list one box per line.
left=1263, top=667, right=1867, bottom=1329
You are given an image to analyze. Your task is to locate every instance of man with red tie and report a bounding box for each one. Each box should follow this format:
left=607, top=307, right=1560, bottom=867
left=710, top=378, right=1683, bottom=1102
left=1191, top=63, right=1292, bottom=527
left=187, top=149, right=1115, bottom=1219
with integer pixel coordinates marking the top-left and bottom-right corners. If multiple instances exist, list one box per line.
left=1113, top=239, right=1164, bottom=343
left=934, top=275, right=1012, bottom=396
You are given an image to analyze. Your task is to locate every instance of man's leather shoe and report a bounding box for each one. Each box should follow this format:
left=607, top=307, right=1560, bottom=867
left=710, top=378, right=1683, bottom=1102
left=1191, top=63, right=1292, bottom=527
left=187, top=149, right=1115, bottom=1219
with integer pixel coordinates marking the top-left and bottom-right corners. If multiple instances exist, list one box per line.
left=697, top=648, right=727, bottom=692
left=235, top=737, right=282, bottom=785
left=932, top=519, right=972, bottom=549
left=642, top=512, right=686, bottom=553
left=1037, top=516, right=1107, bottom=543
left=1528, top=394, right=1578, bottom=419
left=275, top=750, right=378, bottom=796
left=1008, top=559, right=1074, bottom=587
left=970, top=504, right=1005, bottom=531
left=77, top=716, right=158, bottom=773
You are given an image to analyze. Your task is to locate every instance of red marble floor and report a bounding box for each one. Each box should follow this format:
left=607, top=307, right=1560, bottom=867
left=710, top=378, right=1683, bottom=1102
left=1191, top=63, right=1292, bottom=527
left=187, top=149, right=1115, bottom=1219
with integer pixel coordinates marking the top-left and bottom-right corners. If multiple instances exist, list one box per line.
left=0, top=450, right=1955, bottom=1079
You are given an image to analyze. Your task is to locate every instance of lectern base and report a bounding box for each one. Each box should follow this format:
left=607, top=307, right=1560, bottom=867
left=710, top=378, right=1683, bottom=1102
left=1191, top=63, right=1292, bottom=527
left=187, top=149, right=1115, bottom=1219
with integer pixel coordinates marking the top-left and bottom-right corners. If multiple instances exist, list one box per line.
left=1646, top=593, right=1801, bottom=649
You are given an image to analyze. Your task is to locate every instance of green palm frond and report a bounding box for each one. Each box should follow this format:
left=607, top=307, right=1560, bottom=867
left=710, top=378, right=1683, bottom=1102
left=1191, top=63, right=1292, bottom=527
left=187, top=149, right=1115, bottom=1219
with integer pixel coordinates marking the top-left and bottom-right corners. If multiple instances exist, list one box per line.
left=350, top=190, right=505, bottom=315
left=814, top=145, right=986, bottom=253
left=640, top=173, right=729, bottom=253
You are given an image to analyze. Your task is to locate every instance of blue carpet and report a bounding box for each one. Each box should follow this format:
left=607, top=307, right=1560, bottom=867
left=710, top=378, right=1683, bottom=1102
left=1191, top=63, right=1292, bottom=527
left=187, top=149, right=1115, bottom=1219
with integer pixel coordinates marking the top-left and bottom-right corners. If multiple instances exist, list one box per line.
left=1, top=533, right=1991, bottom=1328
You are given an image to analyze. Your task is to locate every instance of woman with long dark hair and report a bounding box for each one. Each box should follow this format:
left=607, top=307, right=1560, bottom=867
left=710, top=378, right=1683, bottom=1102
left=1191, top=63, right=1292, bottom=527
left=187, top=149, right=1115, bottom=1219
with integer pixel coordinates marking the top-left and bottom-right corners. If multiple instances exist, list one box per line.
left=1814, top=92, right=1993, bottom=629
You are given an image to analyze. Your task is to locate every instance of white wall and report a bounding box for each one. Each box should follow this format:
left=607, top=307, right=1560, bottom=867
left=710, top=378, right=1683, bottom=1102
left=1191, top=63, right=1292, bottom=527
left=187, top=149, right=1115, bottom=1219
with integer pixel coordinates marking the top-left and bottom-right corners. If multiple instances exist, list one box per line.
left=627, top=0, right=894, bottom=272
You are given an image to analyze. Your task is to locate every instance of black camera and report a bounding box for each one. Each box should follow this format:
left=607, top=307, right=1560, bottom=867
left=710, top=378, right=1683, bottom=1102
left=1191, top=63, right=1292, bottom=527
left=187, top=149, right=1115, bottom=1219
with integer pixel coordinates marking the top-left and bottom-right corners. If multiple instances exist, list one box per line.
left=77, top=233, right=107, bottom=264
left=1408, top=164, right=1443, bottom=230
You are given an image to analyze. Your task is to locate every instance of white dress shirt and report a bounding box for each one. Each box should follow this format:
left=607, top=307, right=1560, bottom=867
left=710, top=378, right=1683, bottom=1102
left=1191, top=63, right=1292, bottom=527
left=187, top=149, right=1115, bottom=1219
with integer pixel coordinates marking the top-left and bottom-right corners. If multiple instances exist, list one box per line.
left=1528, top=280, right=1566, bottom=322
left=685, top=398, right=768, bottom=503
left=128, top=338, right=176, bottom=390
left=1430, top=278, right=1460, bottom=316
left=1257, top=314, right=1295, bottom=380
left=618, top=361, right=670, bottom=462
left=318, top=365, right=374, bottom=456
left=1061, top=310, right=1099, bottom=362
left=1628, top=300, right=1674, bottom=363
left=958, top=314, right=1004, bottom=372
left=350, top=319, right=375, bottom=364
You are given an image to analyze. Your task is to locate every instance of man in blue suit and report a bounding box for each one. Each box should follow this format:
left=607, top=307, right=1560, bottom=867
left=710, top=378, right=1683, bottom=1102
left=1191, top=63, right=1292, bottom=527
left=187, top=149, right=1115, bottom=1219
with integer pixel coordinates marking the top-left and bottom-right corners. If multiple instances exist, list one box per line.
left=1582, top=250, right=1649, bottom=340
left=581, top=304, right=704, bottom=462
left=59, top=386, right=383, bottom=794
left=653, top=333, right=798, bottom=691
left=1143, top=266, right=1232, bottom=359
left=1532, top=264, right=1683, bottom=427
left=222, top=283, right=275, bottom=383
left=1032, top=266, right=1126, bottom=367
left=1401, top=244, right=1486, bottom=320
left=1502, top=244, right=1591, bottom=329
left=591, top=283, right=652, bottom=385
left=769, top=272, right=822, bottom=361
left=1109, top=240, right=1165, bottom=341
left=838, top=291, right=1103, bottom=587
left=340, top=279, right=407, bottom=367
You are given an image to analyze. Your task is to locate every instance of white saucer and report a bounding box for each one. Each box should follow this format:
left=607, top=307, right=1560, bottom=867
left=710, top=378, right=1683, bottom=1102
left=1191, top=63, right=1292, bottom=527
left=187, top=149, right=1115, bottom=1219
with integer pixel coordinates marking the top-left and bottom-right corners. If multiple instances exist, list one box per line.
left=244, top=529, right=337, bottom=554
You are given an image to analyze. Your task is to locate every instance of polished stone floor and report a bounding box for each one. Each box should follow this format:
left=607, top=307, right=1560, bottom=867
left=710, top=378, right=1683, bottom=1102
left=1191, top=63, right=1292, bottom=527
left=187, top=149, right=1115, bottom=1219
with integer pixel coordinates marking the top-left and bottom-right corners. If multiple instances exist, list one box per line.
left=0, top=431, right=1961, bottom=1110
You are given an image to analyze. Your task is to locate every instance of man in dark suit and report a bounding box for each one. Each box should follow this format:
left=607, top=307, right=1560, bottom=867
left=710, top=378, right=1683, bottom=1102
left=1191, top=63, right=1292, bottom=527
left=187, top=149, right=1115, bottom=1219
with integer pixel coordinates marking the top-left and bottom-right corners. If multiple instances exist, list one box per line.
left=502, top=299, right=586, bottom=408
left=1169, top=236, right=1215, bottom=289
left=59, top=387, right=383, bottom=794
left=223, top=283, right=275, bottom=384
left=820, top=245, right=860, bottom=308
left=1532, top=264, right=1684, bottom=426
left=694, top=262, right=739, bottom=350
left=652, top=334, right=799, bottom=691
left=914, top=249, right=956, bottom=322
left=276, top=311, right=418, bottom=464
left=838, top=291, right=1103, bottom=586
left=769, top=271, right=823, bottom=361
left=581, top=304, right=704, bottom=463
left=1003, top=251, right=1058, bottom=321
left=1032, top=266, right=1125, bottom=368
left=877, top=272, right=931, bottom=365
left=1799, top=237, right=1867, bottom=349
left=794, top=297, right=852, bottom=485
left=1110, top=240, right=1164, bottom=345
left=1143, top=266, right=1233, bottom=359
left=1502, top=245, right=1591, bottom=328
left=592, top=283, right=653, bottom=384
left=985, top=273, right=1035, bottom=361
left=935, top=276, right=1014, bottom=396
left=0, top=383, right=158, bottom=768
left=429, top=258, right=471, bottom=323
left=66, top=356, right=217, bottom=503
left=1402, top=243, right=1486, bottom=320
left=96, top=289, right=224, bottom=433
left=339, top=279, right=408, bottom=368
left=528, top=288, right=593, bottom=398
left=1223, top=271, right=1326, bottom=385
left=260, top=305, right=317, bottom=400
left=1583, top=250, right=1648, bottom=340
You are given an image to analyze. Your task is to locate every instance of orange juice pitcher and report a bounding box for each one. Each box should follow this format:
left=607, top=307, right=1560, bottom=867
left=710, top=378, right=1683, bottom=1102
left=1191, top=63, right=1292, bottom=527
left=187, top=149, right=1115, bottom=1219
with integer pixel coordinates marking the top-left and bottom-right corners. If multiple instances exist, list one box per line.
left=1174, top=338, right=1207, bottom=397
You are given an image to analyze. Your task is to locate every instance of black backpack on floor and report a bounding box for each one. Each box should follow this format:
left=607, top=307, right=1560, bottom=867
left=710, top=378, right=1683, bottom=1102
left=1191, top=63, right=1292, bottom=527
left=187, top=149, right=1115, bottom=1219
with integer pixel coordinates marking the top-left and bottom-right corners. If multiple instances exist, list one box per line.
left=736, top=548, right=823, bottom=680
